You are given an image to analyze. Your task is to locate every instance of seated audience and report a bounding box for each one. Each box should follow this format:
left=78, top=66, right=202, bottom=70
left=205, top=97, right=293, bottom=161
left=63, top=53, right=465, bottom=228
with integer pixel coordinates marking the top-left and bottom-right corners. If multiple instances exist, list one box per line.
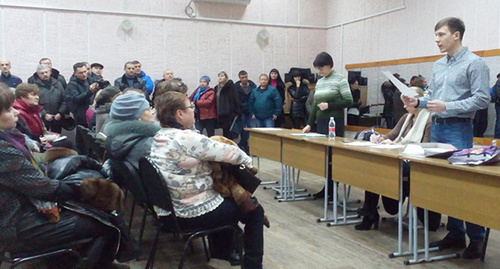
left=104, top=92, right=159, bottom=170
left=13, top=83, right=45, bottom=137
left=90, top=86, right=121, bottom=132
left=355, top=87, right=440, bottom=231
left=0, top=83, right=131, bottom=269
left=151, top=91, right=265, bottom=268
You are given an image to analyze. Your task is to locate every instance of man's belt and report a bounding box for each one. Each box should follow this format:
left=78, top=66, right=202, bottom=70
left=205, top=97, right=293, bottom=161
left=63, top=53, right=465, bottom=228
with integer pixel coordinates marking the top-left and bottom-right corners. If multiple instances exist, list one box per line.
left=432, top=116, right=471, bottom=125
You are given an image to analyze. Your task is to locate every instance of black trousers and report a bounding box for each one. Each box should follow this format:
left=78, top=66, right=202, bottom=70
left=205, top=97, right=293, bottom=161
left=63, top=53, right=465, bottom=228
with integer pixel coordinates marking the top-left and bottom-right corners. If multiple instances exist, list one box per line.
left=195, top=118, right=216, bottom=137
left=16, top=209, right=119, bottom=269
left=361, top=162, right=442, bottom=231
left=177, top=199, right=264, bottom=269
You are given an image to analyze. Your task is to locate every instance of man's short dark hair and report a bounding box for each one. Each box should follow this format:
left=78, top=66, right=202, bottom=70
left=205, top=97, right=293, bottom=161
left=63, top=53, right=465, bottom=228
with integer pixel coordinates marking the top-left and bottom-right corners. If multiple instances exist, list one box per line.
left=131, top=60, right=140, bottom=65
left=238, top=70, right=248, bottom=77
left=313, top=52, right=334, bottom=68
left=73, top=62, right=86, bottom=72
left=497, top=73, right=500, bottom=79
left=124, top=61, right=135, bottom=68
left=348, top=78, right=358, bottom=85
left=435, top=17, right=465, bottom=41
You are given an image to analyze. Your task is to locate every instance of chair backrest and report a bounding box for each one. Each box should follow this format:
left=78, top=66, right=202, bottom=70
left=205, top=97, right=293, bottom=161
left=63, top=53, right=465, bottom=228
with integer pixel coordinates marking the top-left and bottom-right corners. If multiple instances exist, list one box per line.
left=138, top=156, right=181, bottom=232
left=109, top=159, right=147, bottom=204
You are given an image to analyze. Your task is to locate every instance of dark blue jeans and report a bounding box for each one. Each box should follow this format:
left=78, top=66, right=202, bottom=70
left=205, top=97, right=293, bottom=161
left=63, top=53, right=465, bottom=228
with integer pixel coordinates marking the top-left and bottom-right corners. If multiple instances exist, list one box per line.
left=495, top=103, right=500, bottom=139
left=178, top=199, right=264, bottom=269
left=251, top=117, right=275, bottom=128
left=238, top=114, right=253, bottom=153
left=431, top=120, right=485, bottom=242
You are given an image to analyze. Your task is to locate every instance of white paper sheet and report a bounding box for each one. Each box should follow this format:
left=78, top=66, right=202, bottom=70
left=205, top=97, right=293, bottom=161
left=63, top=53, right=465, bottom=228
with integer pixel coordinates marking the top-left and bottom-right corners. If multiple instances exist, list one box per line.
left=382, top=71, right=419, bottom=97
left=291, top=133, right=325, bottom=137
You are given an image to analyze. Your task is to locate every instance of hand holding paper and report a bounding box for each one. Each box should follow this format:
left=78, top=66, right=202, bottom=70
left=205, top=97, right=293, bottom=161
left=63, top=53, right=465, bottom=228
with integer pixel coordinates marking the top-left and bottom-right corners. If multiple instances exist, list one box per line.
left=382, top=71, right=419, bottom=97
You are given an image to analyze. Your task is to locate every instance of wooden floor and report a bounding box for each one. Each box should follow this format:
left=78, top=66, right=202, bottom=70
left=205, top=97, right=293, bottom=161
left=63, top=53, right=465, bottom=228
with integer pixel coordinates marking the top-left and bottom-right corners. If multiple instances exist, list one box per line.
left=4, top=157, right=499, bottom=269
left=127, top=157, right=500, bottom=269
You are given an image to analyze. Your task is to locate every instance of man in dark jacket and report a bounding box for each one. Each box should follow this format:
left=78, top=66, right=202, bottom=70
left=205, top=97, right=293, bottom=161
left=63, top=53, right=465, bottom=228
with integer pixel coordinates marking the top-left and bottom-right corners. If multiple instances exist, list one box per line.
left=132, top=60, right=154, bottom=94
left=234, top=70, right=257, bottom=153
left=0, top=59, right=22, bottom=88
left=33, top=64, right=68, bottom=133
left=67, top=62, right=97, bottom=128
left=114, top=61, right=146, bottom=92
left=28, top=58, right=67, bottom=90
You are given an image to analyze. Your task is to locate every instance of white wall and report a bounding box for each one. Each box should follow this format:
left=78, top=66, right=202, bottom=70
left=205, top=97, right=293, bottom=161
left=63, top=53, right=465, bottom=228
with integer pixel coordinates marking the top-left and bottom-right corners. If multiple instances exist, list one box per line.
left=326, top=0, right=500, bottom=135
left=0, top=0, right=328, bottom=92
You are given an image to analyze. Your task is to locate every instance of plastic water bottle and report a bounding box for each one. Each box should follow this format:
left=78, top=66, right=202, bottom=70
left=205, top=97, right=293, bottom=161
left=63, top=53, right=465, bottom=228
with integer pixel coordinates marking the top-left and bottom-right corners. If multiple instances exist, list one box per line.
left=328, top=117, right=336, bottom=139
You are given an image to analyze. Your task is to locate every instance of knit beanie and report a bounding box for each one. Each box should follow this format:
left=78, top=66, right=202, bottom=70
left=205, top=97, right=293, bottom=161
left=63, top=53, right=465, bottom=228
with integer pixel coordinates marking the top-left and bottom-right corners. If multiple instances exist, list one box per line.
left=109, top=92, right=149, bottom=121
left=200, top=75, right=211, bottom=83
left=95, top=86, right=121, bottom=107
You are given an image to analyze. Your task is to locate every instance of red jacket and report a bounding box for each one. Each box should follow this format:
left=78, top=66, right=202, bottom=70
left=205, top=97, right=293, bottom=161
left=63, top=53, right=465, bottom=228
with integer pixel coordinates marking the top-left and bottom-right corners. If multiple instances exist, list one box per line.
left=13, top=99, right=45, bottom=136
left=189, top=88, right=217, bottom=120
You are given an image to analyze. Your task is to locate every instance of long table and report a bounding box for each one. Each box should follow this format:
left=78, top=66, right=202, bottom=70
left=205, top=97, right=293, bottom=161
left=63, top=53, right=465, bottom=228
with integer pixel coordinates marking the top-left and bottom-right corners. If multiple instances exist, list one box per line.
left=403, top=155, right=500, bottom=264
left=247, top=128, right=412, bottom=256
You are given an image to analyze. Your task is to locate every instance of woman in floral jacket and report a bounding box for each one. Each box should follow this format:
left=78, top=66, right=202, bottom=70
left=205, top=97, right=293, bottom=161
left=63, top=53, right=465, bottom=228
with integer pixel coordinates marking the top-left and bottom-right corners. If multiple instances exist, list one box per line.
left=151, top=91, right=265, bottom=269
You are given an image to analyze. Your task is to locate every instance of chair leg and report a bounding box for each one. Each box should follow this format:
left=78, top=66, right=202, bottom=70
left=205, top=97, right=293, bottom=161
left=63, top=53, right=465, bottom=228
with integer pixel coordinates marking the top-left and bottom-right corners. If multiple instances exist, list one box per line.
left=179, top=237, right=194, bottom=269
left=481, top=228, right=490, bottom=262
left=138, top=207, right=148, bottom=247
left=201, top=236, right=210, bottom=261
left=146, top=228, right=161, bottom=269
left=128, top=199, right=136, bottom=231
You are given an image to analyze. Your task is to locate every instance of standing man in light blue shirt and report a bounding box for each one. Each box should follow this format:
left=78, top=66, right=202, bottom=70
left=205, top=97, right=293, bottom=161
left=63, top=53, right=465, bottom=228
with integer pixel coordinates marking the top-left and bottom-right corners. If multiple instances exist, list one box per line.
left=403, top=17, right=489, bottom=260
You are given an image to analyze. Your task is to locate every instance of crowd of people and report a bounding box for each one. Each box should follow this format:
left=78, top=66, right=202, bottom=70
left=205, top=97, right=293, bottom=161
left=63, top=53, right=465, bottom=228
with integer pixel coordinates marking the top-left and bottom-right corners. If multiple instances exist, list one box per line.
left=0, top=16, right=493, bottom=268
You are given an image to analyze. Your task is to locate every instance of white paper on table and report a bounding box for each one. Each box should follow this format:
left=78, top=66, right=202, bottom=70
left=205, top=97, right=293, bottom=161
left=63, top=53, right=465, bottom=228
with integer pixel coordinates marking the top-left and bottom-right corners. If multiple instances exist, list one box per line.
left=371, top=144, right=405, bottom=149
left=291, top=133, right=325, bottom=137
left=343, top=141, right=376, bottom=146
left=382, top=71, right=419, bottom=97
left=400, top=144, right=425, bottom=156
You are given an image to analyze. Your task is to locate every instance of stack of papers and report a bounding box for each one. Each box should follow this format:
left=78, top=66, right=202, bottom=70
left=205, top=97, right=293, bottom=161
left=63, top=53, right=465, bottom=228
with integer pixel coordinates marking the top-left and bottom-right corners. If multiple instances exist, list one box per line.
left=291, top=133, right=325, bottom=137
left=343, top=141, right=404, bottom=149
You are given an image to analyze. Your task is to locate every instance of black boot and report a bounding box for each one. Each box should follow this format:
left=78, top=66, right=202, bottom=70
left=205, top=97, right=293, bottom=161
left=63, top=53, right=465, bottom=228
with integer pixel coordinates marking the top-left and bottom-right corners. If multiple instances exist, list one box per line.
left=354, top=211, right=379, bottom=231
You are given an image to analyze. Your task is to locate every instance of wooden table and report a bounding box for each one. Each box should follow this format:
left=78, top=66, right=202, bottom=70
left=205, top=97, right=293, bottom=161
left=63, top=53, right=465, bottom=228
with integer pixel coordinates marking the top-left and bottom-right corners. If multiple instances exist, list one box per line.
left=403, top=155, right=500, bottom=264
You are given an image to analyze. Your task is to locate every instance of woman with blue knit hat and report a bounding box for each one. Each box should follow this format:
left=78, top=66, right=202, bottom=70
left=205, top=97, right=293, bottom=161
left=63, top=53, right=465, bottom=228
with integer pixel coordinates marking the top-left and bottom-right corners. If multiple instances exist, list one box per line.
left=103, top=92, right=159, bottom=170
left=189, top=75, right=217, bottom=137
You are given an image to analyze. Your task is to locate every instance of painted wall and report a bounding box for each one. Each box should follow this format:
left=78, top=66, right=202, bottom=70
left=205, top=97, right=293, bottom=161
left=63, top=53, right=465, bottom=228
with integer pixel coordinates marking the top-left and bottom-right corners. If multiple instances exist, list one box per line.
left=0, top=0, right=327, bottom=92
left=326, top=0, right=500, bottom=135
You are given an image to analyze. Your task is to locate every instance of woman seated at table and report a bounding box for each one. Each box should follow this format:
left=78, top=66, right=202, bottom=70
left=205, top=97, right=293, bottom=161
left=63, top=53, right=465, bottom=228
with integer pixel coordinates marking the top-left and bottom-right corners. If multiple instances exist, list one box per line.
left=0, top=83, right=129, bottom=269
left=150, top=91, right=265, bottom=269
left=355, top=86, right=438, bottom=231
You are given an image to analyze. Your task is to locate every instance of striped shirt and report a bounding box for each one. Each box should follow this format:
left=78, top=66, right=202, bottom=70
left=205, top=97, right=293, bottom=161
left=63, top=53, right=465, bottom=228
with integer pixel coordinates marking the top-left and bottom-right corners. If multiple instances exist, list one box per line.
left=308, top=70, right=353, bottom=125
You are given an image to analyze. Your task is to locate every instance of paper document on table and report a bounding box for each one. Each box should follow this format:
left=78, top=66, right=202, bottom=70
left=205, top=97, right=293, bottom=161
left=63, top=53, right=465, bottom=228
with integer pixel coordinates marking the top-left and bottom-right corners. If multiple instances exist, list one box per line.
left=343, top=141, right=376, bottom=146
left=291, top=133, right=325, bottom=137
left=382, top=71, right=418, bottom=97
left=371, top=144, right=404, bottom=149
left=401, top=144, right=425, bottom=156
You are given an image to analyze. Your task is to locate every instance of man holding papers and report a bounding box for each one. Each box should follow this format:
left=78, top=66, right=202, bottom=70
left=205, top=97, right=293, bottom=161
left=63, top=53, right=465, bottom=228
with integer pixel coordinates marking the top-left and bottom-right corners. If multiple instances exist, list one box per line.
left=403, top=17, right=490, bottom=259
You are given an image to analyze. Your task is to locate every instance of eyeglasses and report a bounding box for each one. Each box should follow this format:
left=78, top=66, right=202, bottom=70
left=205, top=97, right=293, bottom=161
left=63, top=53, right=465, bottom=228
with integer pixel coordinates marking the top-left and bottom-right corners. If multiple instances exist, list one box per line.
left=184, top=103, right=195, bottom=110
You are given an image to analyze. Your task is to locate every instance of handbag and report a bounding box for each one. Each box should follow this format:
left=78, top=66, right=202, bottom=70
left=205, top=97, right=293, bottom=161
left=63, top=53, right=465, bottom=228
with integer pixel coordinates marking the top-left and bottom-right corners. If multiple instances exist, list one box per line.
left=447, top=146, right=500, bottom=165
left=229, top=164, right=261, bottom=194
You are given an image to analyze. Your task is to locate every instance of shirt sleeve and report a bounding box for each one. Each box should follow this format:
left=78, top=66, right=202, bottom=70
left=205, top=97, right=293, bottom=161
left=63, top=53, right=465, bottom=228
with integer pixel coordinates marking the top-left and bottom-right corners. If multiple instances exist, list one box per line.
left=182, top=131, right=253, bottom=168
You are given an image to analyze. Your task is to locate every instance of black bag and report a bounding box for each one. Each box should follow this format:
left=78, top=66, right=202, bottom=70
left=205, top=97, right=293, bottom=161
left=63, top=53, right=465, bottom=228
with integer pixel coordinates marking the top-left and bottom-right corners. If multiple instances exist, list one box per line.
left=229, top=164, right=261, bottom=194
left=354, top=129, right=380, bottom=141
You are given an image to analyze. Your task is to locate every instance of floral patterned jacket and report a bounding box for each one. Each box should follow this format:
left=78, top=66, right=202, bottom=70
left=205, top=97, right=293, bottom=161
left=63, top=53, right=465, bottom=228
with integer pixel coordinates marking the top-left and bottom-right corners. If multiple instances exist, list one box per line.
left=150, top=128, right=253, bottom=218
